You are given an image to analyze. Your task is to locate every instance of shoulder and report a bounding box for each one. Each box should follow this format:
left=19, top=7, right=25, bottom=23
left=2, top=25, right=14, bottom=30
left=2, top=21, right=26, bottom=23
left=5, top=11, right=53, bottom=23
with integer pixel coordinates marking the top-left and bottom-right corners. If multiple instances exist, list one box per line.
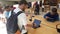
left=14, top=8, right=20, bottom=11
left=20, top=13, right=26, bottom=16
left=18, top=13, right=26, bottom=18
left=14, top=8, right=20, bottom=13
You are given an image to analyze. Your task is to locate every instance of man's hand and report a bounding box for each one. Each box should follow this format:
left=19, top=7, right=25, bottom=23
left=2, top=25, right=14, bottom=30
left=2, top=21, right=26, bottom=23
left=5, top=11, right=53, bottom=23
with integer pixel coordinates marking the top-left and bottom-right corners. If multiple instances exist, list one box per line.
left=26, top=24, right=33, bottom=27
left=46, top=16, right=50, bottom=19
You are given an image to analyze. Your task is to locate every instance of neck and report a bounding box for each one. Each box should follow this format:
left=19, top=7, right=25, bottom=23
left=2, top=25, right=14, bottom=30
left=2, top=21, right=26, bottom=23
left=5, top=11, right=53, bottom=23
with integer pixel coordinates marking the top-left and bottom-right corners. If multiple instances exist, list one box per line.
left=19, top=6, right=25, bottom=11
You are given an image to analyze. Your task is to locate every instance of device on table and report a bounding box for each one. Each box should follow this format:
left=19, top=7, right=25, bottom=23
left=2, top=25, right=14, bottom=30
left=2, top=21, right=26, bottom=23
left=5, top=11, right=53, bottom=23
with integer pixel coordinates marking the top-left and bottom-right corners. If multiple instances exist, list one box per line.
left=32, top=19, right=41, bottom=29
left=56, top=24, right=60, bottom=33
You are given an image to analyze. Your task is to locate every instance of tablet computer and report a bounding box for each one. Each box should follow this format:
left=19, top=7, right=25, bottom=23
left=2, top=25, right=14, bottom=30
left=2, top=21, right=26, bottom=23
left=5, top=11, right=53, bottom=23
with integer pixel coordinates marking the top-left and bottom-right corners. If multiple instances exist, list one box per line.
left=33, top=19, right=41, bottom=28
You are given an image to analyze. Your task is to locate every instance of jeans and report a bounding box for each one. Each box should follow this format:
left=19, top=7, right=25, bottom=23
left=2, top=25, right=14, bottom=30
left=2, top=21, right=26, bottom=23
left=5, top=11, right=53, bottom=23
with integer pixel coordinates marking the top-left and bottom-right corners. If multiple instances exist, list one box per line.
left=7, top=31, right=15, bottom=34
left=21, top=32, right=28, bottom=34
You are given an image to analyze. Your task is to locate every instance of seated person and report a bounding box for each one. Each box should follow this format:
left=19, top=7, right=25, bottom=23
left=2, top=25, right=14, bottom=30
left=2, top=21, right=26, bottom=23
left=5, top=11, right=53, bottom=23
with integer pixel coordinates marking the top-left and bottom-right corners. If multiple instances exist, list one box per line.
left=44, top=8, right=59, bottom=22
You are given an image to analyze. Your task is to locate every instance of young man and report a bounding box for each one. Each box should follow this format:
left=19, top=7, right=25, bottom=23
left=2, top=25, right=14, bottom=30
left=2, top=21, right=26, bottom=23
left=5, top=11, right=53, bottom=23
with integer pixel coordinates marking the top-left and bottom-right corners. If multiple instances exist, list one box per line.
left=4, top=6, right=15, bottom=34
left=0, top=5, right=7, bottom=34
left=44, top=8, right=59, bottom=22
left=4, top=6, right=12, bottom=19
left=14, top=0, right=28, bottom=34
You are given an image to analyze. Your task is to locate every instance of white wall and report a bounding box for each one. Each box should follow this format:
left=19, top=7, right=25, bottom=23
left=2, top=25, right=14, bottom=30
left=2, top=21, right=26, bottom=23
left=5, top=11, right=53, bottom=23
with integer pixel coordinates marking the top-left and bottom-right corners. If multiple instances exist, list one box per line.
left=5, top=0, right=40, bottom=2
left=26, top=0, right=40, bottom=2
left=5, top=0, right=20, bottom=1
left=0, top=0, right=14, bottom=6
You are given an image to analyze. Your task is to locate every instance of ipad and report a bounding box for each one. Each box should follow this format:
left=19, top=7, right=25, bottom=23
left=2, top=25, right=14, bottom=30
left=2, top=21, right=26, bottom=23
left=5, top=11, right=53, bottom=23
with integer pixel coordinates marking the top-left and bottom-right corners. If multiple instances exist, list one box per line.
left=33, top=19, right=41, bottom=28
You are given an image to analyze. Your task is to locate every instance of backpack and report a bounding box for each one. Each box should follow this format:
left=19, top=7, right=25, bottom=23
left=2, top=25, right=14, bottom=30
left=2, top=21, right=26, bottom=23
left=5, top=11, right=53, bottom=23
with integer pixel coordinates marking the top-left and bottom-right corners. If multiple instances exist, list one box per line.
left=6, top=11, right=23, bottom=33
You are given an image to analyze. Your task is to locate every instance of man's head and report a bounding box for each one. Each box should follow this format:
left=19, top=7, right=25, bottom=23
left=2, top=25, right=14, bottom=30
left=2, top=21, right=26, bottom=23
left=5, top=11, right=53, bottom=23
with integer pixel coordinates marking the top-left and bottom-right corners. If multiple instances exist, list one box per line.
left=50, top=8, right=57, bottom=15
left=18, top=0, right=28, bottom=11
left=0, top=4, right=3, bottom=13
left=10, top=5, right=13, bottom=10
left=5, top=6, right=11, bottom=11
left=0, top=4, right=2, bottom=9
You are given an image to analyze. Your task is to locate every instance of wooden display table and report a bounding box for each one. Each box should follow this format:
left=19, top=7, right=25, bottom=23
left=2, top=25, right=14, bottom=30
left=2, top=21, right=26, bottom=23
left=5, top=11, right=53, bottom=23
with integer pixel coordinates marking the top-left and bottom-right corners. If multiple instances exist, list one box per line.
left=15, top=15, right=60, bottom=34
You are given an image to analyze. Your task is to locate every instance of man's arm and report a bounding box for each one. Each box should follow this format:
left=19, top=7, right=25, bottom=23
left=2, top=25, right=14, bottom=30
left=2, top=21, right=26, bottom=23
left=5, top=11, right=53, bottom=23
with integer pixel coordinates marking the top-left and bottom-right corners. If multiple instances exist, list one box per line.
left=18, top=13, right=27, bottom=29
left=44, top=13, right=50, bottom=19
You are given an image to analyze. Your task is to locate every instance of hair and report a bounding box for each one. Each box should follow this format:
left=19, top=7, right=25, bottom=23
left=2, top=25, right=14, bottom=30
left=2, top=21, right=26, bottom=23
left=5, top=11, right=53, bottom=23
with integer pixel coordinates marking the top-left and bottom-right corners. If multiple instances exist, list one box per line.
left=0, top=4, right=2, bottom=8
left=0, top=4, right=3, bottom=13
left=19, top=0, right=28, bottom=5
left=4, top=6, right=10, bottom=9
left=10, top=5, right=13, bottom=8
left=52, top=8, right=57, bottom=13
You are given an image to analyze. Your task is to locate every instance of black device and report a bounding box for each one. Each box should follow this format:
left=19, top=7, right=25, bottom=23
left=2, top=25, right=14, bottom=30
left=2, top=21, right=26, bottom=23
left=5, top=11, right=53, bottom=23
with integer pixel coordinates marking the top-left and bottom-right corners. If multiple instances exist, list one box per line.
left=56, top=24, right=60, bottom=33
left=29, top=17, right=32, bottom=21
left=32, top=19, right=41, bottom=29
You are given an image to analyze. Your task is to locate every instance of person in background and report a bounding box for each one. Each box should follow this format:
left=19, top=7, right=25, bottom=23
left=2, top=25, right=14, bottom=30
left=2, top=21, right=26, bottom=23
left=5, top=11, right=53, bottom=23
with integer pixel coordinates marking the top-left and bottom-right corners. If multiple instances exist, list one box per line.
left=0, top=4, right=3, bottom=13
left=3, top=6, right=15, bottom=34
left=9, top=5, right=15, bottom=14
left=40, top=0, right=42, bottom=7
left=10, top=5, right=14, bottom=11
left=0, top=11, right=7, bottom=34
left=0, top=4, right=7, bottom=34
left=44, top=8, right=59, bottom=22
left=4, top=6, right=12, bottom=19
left=34, top=2, right=40, bottom=15
left=27, top=2, right=31, bottom=8
left=14, top=0, right=28, bottom=34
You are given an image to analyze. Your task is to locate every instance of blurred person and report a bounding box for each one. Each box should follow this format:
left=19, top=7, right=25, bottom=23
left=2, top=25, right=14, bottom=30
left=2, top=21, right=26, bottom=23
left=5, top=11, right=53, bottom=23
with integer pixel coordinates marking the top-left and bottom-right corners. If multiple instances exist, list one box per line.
left=34, top=2, right=40, bottom=15
left=14, top=0, right=28, bottom=34
left=40, top=0, right=42, bottom=7
left=4, top=6, right=12, bottom=19
left=27, top=2, right=31, bottom=8
left=3, top=6, right=15, bottom=34
left=0, top=4, right=3, bottom=13
left=0, top=5, right=7, bottom=34
left=44, top=8, right=59, bottom=22
left=10, top=5, right=14, bottom=11
left=9, top=5, right=16, bottom=13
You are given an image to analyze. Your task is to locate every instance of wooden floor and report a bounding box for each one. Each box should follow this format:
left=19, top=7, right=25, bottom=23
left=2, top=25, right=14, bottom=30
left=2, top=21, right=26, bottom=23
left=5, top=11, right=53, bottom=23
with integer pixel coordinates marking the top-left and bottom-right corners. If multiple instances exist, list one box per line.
left=15, top=8, right=60, bottom=34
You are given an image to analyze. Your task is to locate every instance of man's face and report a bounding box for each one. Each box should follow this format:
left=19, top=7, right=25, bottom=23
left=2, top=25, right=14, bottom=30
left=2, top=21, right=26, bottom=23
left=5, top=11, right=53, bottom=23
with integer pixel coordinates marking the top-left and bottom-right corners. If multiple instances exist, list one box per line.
left=19, top=4, right=27, bottom=11
left=10, top=7, right=13, bottom=10
left=50, top=12, right=56, bottom=15
left=6, top=7, right=11, bottom=11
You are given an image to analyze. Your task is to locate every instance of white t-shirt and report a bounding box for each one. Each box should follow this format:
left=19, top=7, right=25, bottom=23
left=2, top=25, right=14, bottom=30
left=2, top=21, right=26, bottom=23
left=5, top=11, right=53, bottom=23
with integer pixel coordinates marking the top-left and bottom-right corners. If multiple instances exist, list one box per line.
left=0, top=14, right=7, bottom=34
left=14, top=8, right=21, bottom=13
left=59, top=3, right=60, bottom=8
left=14, top=8, right=27, bottom=34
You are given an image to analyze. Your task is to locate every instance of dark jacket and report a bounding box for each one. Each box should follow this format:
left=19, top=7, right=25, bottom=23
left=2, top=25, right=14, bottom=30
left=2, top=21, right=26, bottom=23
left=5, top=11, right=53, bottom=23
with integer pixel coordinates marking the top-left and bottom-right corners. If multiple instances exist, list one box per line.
left=44, top=12, right=59, bottom=21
